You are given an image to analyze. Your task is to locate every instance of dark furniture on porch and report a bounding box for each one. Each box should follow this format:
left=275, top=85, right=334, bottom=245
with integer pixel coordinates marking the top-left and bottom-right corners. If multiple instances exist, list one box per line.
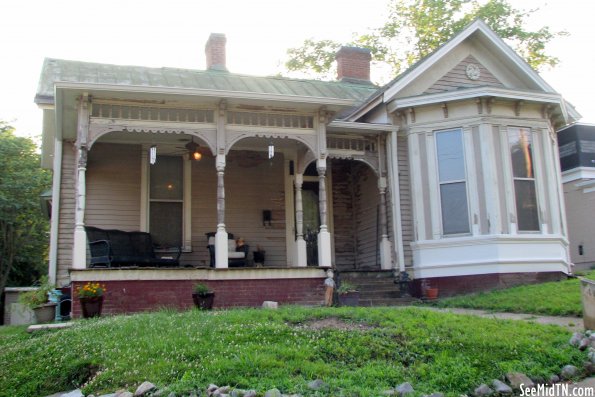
left=85, top=226, right=181, bottom=268
left=206, top=232, right=250, bottom=268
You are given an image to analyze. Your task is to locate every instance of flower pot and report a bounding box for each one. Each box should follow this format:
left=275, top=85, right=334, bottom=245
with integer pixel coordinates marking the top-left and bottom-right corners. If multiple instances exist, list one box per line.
left=425, top=288, right=439, bottom=300
left=338, top=291, right=360, bottom=307
left=80, top=296, right=104, bottom=318
left=33, top=303, right=57, bottom=324
left=192, top=292, right=215, bottom=310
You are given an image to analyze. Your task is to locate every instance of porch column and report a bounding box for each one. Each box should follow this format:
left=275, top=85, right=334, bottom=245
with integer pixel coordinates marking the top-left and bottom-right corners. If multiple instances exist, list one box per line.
left=378, top=177, right=393, bottom=270
left=317, top=161, right=332, bottom=267
left=215, top=155, right=229, bottom=268
left=294, top=174, right=308, bottom=267
left=72, top=146, right=88, bottom=269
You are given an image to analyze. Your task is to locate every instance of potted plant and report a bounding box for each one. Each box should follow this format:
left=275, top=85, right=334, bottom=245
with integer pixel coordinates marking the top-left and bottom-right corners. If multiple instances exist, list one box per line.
left=18, top=276, right=57, bottom=324
left=421, top=279, right=439, bottom=300
left=192, top=283, right=215, bottom=310
left=337, top=281, right=360, bottom=307
left=76, top=282, right=107, bottom=318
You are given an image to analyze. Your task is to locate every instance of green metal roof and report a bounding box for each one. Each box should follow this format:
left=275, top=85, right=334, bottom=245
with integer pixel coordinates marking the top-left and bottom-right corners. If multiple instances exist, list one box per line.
left=35, top=58, right=378, bottom=105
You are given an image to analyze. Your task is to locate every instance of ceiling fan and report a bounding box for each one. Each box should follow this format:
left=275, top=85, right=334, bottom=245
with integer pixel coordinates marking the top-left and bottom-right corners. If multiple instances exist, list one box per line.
left=173, top=136, right=203, bottom=161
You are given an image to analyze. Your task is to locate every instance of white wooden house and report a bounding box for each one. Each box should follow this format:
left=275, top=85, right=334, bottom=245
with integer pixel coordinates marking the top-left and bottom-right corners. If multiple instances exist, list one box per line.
left=36, top=20, right=579, bottom=315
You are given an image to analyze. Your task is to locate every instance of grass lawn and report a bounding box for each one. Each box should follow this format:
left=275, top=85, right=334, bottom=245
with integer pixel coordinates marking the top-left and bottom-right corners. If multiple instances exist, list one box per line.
left=434, top=271, right=595, bottom=317
left=0, top=306, right=587, bottom=397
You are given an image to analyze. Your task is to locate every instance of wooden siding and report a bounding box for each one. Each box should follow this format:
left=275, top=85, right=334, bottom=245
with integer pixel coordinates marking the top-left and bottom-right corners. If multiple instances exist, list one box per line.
left=564, top=183, right=595, bottom=267
left=86, top=143, right=141, bottom=230
left=472, top=126, right=488, bottom=234
left=425, top=55, right=504, bottom=94
left=331, top=159, right=380, bottom=270
left=56, top=142, right=76, bottom=286
left=184, top=150, right=288, bottom=267
left=398, top=135, right=414, bottom=267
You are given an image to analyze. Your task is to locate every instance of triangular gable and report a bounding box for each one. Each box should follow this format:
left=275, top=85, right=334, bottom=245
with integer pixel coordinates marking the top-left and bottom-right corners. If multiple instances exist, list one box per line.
left=383, top=19, right=557, bottom=102
left=425, top=55, right=504, bottom=94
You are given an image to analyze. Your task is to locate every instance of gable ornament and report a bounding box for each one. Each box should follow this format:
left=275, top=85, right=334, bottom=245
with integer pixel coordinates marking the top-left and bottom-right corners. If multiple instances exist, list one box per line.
left=465, top=63, right=481, bottom=80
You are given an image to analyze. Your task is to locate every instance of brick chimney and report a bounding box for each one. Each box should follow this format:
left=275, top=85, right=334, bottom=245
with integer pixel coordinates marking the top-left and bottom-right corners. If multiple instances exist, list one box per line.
left=335, top=46, right=372, bottom=83
left=205, top=33, right=227, bottom=71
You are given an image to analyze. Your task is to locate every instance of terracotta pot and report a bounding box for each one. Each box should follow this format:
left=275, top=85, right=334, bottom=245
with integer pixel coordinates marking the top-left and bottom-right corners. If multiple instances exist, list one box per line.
left=80, top=296, right=104, bottom=318
left=338, top=291, right=360, bottom=307
left=192, top=292, right=215, bottom=310
left=425, top=288, right=439, bottom=300
left=33, top=303, right=57, bottom=324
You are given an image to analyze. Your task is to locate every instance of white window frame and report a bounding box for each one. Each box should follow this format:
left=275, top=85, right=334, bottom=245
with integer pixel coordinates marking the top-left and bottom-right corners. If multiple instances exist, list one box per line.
left=435, top=128, right=471, bottom=236
left=140, top=149, right=192, bottom=251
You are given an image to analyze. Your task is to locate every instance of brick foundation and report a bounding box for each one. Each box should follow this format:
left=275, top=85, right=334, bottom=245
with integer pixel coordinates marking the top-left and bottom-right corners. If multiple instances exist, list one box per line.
left=71, top=277, right=325, bottom=318
left=411, top=271, right=567, bottom=298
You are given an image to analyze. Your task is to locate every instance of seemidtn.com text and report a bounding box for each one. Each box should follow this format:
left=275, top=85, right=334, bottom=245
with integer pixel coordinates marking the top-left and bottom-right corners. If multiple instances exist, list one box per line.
left=520, top=383, right=594, bottom=397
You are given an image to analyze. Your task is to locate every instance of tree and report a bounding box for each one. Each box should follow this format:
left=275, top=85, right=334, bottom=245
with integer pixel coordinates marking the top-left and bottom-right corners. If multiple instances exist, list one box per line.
left=285, top=0, right=565, bottom=81
left=0, top=121, right=52, bottom=303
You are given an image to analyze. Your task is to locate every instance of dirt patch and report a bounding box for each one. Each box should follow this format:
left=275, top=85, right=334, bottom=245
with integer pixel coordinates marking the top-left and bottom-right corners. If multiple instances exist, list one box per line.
left=296, top=317, right=374, bottom=331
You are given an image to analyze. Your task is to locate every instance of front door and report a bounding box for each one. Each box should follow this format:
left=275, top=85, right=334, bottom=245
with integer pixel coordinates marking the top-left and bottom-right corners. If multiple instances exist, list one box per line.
left=302, top=181, right=319, bottom=266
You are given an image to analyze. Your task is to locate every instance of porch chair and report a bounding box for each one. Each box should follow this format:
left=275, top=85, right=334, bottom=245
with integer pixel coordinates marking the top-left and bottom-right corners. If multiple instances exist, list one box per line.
left=206, top=232, right=250, bottom=268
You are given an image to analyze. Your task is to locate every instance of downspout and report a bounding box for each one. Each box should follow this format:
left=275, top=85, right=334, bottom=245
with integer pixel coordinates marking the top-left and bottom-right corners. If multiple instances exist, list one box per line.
left=387, top=124, right=405, bottom=272
left=48, top=137, right=63, bottom=285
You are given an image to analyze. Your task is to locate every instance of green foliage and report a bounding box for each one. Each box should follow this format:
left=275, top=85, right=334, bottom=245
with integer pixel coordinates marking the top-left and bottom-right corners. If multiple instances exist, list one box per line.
left=337, top=281, right=358, bottom=294
left=193, top=283, right=212, bottom=296
left=435, top=271, right=595, bottom=316
left=18, top=275, right=54, bottom=309
left=0, top=121, right=51, bottom=297
left=285, top=0, right=565, bottom=80
left=0, top=307, right=586, bottom=396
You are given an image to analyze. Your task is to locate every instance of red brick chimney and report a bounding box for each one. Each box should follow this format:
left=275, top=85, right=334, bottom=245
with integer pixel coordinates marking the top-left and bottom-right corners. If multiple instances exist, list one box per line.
left=335, top=46, right=372, bottom=83
left=205, top=33, right=227, bottom=71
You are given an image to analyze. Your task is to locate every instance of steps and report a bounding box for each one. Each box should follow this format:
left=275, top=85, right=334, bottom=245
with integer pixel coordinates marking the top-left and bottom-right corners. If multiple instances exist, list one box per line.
left=337, top=270, right=416, bottom=307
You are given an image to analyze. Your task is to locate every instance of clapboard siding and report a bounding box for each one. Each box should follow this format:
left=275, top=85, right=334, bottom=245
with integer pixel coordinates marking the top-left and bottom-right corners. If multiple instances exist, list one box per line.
left=331, top=160, right=357, bottom=269
left=425, top=55, right=504, bottom=94
left=354, top=162, right=380, bottom=269
left=398, top=135, right=414, bottom=268
left=56, top=142, right=77, bottom=286
left=86, top=143, right=141, bottom=230
left=184, top=150, right=287, bottom=267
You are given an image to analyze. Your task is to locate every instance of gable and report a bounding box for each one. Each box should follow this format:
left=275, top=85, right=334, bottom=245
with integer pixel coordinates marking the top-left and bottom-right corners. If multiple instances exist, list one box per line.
left=425, top=55, right=504, bottom=94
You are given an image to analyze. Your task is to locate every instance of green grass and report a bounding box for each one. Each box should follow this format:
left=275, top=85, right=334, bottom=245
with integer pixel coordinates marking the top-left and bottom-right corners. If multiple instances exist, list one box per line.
left=434, top=271, right=595, bottom=317
left=0, top=306, right=586, bottom=397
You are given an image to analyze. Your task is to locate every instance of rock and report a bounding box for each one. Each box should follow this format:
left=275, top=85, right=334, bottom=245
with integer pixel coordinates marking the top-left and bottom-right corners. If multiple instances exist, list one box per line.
left=425, top=393, right=444, bottom=397
left=264, top=389, right=282, bottom=397
left=207, top=385, right=219, bottom=396
left=218, top=386, right=231, bottom=394
left=168, top=393, right=177, bottom=397
left=134, top=382, right=156, bottom=397
left=570, top=332, right=583, bottom=347
left=491, top=380, right=512, bottom=395
left=395, top=382, right=414, bottom=396
left=115, top=392, right=133, bottom=397
left=473, top=384, right=493, bottom=397
left=579, top=338, right=591, bottom=351
left=243, top=391, right=257, bottom=397
left=230, top=390, right=245, bottom=397
left=307, top=379, right=327, bottom=391
left=589, top=350, right=595, bottom=364
left=561, top=364, right=579, bottom=380
left=56, top=391, right=84, bottom=397
left=548, top=375, right=560, bottom=384
left=262, top=301, right=279, bottom=309
left=584, top=361, right=595, bottom=376
left=505, top=373, right=534, bottom=390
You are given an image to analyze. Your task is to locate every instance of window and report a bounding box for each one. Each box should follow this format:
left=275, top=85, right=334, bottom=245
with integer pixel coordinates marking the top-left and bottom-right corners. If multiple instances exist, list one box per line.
left=436, top=129, right=470, bottom=235
left=149, top=156, right=183, bottom=247
left=508, top=127, right=540, bottom=231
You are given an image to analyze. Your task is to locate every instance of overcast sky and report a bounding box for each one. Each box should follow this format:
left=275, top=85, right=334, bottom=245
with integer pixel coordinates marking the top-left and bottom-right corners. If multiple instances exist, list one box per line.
left=1, top=0, right=593, bottom=138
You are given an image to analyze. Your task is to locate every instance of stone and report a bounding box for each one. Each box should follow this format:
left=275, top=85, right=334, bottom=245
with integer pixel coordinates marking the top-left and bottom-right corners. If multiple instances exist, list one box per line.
left=207, top=385, right=219, bottom=396
left=570, top=332, right=583, bottom=346
left=230, top=390, right=245, bottom=397
left=491, top=380, right=512, bottom=395
left=134, top=382, right=156, bottom=397
left=579, top=338, right=591, bottom=351
left=548, top=375, right=560, bottom=384
left=218, top=386, right=231, bottom=393
left=589, top=350, right=595, bottom=364
left=395, top=382, right=414, bottom=396
left=560, top=364, right=579, bottom=380
left=115, top=392, right=133, bottom=397
left=262, top=301, right=279, bottom=309
left=425, top=393, right=444, bottom=397
left=473, top=384, right=493, bottom=397
left=264, top=389, right=282, bottom=397
left=307, top=379, right=327, bottom=391
left=168, top=393, right=177, bottom=397
left=584, top=361, right=595, bottom=376
left=505, top=372, right=534, bottom=390
left=243, top=391, right=257, bottom=397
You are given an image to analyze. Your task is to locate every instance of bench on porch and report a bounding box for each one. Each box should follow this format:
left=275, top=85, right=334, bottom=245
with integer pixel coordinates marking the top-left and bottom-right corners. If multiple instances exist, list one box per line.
left=206, top=232, right=250, bottom=268
left=85, top=226, right=182, bottom=268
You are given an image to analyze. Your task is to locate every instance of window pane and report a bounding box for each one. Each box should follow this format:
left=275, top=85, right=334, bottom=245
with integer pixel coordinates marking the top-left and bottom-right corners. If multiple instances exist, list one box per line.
left=508, top=127, right=534, bottom=178
left=436, top=129, right=465, bottom=182
left=440, top=182, right=470, bottom=234
left=150, top=202, right=183, bottom=247
left=150, top=156, right=183, bottom=200
left=514, top=180, right=540, bottom=231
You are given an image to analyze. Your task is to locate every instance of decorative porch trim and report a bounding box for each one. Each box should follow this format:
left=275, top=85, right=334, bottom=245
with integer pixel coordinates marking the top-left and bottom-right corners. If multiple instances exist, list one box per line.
left=69, top=267, right=327, bottom=282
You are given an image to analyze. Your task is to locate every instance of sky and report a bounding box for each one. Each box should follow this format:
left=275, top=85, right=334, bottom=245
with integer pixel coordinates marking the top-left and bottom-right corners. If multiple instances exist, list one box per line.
left=1, top=0, right=593, bottom=139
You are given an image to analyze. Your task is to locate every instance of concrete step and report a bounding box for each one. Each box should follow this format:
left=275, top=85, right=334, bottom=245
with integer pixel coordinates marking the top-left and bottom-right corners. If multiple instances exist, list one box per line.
left=336, top=270, right=412, bottom=306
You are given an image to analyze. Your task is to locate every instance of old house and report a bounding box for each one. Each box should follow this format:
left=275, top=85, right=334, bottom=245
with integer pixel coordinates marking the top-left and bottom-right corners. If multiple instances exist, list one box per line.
left=36, top=20, right=579, bottom=316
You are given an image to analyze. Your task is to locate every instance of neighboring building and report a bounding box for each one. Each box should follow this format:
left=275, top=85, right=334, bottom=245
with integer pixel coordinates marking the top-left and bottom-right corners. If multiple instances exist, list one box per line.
left=558, top=123, right=595, bottom=270
left=36, top=20, right=579, bottom=315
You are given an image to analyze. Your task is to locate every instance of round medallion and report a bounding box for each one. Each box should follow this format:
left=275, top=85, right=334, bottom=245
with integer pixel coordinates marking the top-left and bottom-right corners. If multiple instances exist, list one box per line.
left=466, top=63, right=481, bottom=80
